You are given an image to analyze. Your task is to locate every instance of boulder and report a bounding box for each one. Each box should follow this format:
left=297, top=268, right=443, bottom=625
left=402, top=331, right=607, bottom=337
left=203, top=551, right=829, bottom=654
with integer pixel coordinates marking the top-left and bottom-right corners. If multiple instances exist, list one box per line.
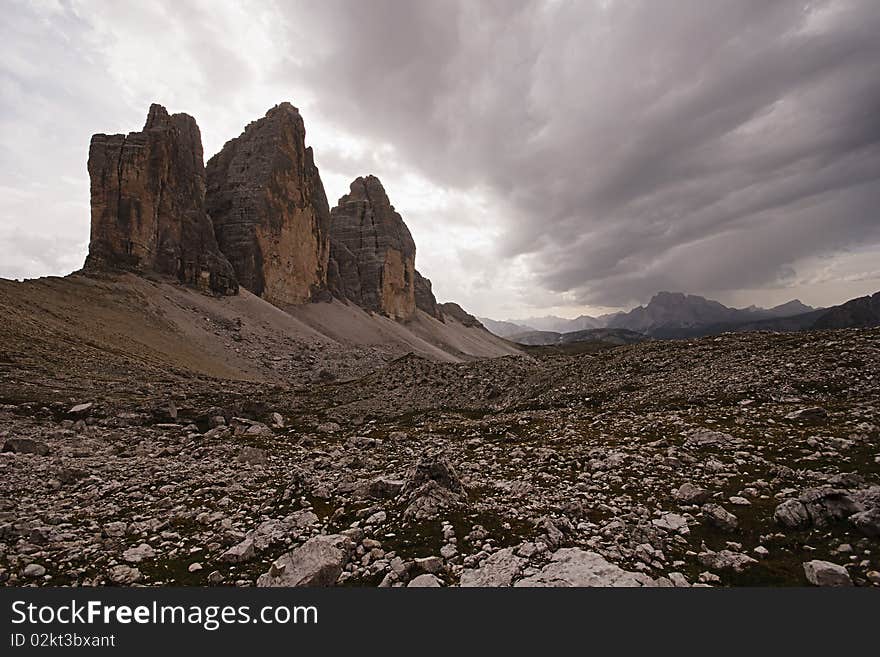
left=402, top=452, right=466, bottom=496
left=773, top=487, right=860, bottom=530
left=414, top=556, right=444, bottom=575
left=400, top=452, right=467, bottom=521
left=652, top=512, right=690, bottom=534
left=514, top=549, right=656, bottom=587
left=850, top=508, right=880, bottom=537
left=220, top=537, right=256, bottom=564
left=674, top=482, right=710, bottom=505
left=773, top=499, right=811, bottom=529
left=785, top=407, right=828, bottom=422
left=122, top=543, right=155, bottom=564
left=460, top=548, right=527, bottom=587
left=108, top=565, right=143, bottom=585
left=152, top=400, right=178, bottom=423
left=698, top=549, right=757, bottom=573
left=803, top=560, right=852, bottom=587
left=534, top=515, right=574, bottom=547
left=701, top=503, right=739, bottom=532
left=407, top=574, right=442, bottom=587
left=22, top=564, right=46, bottom=578
left=67, top=402, right=94, bottom=418
left=799, top=487, right=860, bottom=526
left=256, top=534, right=353, bottom=587
left=683, top=429, right=743, bottom=450
left=361, top=477, right=405, bottom=500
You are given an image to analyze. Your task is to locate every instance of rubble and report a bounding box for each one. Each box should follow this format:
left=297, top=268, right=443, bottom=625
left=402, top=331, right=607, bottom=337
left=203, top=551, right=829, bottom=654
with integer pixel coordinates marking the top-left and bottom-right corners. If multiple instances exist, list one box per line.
left=0, top=325, right=878, bottom=587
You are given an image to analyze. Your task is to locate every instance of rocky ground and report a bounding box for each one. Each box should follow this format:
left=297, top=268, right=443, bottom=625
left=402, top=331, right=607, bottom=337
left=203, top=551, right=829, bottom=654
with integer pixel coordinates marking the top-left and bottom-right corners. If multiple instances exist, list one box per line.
left=1, top=326, right=879, bottom=587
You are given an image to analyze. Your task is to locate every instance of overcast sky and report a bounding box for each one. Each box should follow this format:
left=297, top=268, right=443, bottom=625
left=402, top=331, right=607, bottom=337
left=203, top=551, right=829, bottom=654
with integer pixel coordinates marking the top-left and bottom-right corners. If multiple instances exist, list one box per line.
left=2, top=0, right=879, bottom=319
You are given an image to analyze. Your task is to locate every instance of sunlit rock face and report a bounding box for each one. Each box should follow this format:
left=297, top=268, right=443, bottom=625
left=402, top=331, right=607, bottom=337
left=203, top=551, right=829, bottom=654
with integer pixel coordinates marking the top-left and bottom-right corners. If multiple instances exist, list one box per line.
left=206, top=102, right=331, bottom=306
left=85, top=103, right=238, bottom=295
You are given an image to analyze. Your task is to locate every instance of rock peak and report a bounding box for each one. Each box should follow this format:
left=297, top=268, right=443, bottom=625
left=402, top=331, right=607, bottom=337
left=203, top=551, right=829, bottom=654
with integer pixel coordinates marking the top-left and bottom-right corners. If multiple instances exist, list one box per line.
left=652, top=291, right=687, bottom=301
left=344, top=175, right=394, bottom=208
left=84, top=104, right=237, bottom=295
left=266, top=101, right=301, bottom=117
left=328, top=175, right=418, bottom=320
left=206, top=103, right=331, bottom=306
left=144, top=103, right=171, bottom=130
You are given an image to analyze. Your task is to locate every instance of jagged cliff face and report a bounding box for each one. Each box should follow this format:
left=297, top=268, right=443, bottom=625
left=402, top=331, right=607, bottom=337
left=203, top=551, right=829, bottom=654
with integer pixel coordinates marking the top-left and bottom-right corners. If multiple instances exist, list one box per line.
left=414, top=270, right=443, bottom=320
left=439, top=302, right=483, bottom=328
left=206, top=103, right=330, bottom=306
left=328, top=176, right=417, bottom=320
left=85, top=104, right=238, bottom=295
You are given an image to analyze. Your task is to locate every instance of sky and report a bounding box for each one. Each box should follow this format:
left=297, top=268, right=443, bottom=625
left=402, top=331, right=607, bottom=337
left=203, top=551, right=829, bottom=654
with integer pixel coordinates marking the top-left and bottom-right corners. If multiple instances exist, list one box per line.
left=2, top=0, right=879, bottom=320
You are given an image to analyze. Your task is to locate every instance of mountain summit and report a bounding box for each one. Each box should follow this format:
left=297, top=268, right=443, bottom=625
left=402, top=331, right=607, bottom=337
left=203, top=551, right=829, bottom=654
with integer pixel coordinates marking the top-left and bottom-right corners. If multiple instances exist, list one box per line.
left=328, top=175, right=420, bottom=321
left=84, top=104, right=238, bottom=295
left=206, top=102, right=331, bottom=306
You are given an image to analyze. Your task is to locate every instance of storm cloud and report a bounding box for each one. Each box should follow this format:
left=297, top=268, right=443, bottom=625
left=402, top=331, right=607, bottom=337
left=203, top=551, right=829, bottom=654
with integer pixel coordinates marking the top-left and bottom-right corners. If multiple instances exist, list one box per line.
left=282, top=0, right=880, bottom=308
left=2, top=0, right=879, bottom=316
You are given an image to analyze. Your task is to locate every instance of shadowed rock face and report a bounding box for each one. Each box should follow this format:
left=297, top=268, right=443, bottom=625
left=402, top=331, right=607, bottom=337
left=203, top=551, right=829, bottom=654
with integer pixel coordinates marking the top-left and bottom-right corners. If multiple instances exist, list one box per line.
left=414, top=270, right=443, bottom=320
left=206, top=103, right=331, bottom=306
left=328, top=176, right=417, bottom=320
left=85, top=104, right=238, bottom=295
left=439, top=302, right=483, bottom=328
left=812, top=291, right=880, bottom=329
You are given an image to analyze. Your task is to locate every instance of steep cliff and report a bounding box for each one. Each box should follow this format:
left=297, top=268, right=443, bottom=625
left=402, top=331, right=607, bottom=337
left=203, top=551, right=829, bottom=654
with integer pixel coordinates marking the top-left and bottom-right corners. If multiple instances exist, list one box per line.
left=328, top=176, right=417, bottom=320
left=414, top=270, right=444, bottom=320
left=206, top=103, right=331, bottom=306
left=84, top=104, right=237, bottom=295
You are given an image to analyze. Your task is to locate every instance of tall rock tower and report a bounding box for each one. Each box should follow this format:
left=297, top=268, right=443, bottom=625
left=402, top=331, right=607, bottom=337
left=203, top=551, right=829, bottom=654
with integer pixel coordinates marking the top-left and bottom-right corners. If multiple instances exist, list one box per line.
left=327, top=176, right=420, bottom=321
left=84, top=104, right=238, bottom=295
left=206, top=103, right=331, bottom=306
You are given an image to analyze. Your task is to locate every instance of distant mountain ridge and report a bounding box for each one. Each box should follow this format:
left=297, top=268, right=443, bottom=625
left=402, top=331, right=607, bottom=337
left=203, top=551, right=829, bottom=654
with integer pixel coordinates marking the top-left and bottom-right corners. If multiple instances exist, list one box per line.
left=490, top=292, right=817, bottom=338
left=603, top=292, right=820, bottom=338
left=483, top=290, right=880, bottom=340
left=477, top=317, right=533, bottom=337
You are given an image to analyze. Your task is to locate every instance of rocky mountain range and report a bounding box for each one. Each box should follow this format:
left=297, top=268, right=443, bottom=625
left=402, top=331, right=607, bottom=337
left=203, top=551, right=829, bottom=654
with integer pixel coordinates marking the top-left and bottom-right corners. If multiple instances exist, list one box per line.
left=486, top=292, right=878, bottom=342
left=85, top=102, right=469, bottom=330
left=482, top=314, right=611, bottom=337
left=813, top=292, right=880, bottom=330
left=478, top=318, right=534, bottom=338
left=602, top=292, right=819, bottom=338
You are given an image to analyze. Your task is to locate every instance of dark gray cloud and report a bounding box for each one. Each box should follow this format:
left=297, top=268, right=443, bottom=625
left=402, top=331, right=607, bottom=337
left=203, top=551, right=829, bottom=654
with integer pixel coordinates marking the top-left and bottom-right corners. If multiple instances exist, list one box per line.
left=278, top=0, right=880, bottom=307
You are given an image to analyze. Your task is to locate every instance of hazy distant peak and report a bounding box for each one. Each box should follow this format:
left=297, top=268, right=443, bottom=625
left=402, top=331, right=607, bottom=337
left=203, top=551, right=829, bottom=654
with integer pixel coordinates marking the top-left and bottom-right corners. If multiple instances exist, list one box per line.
left=768, top=299, right=815, bottom=315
